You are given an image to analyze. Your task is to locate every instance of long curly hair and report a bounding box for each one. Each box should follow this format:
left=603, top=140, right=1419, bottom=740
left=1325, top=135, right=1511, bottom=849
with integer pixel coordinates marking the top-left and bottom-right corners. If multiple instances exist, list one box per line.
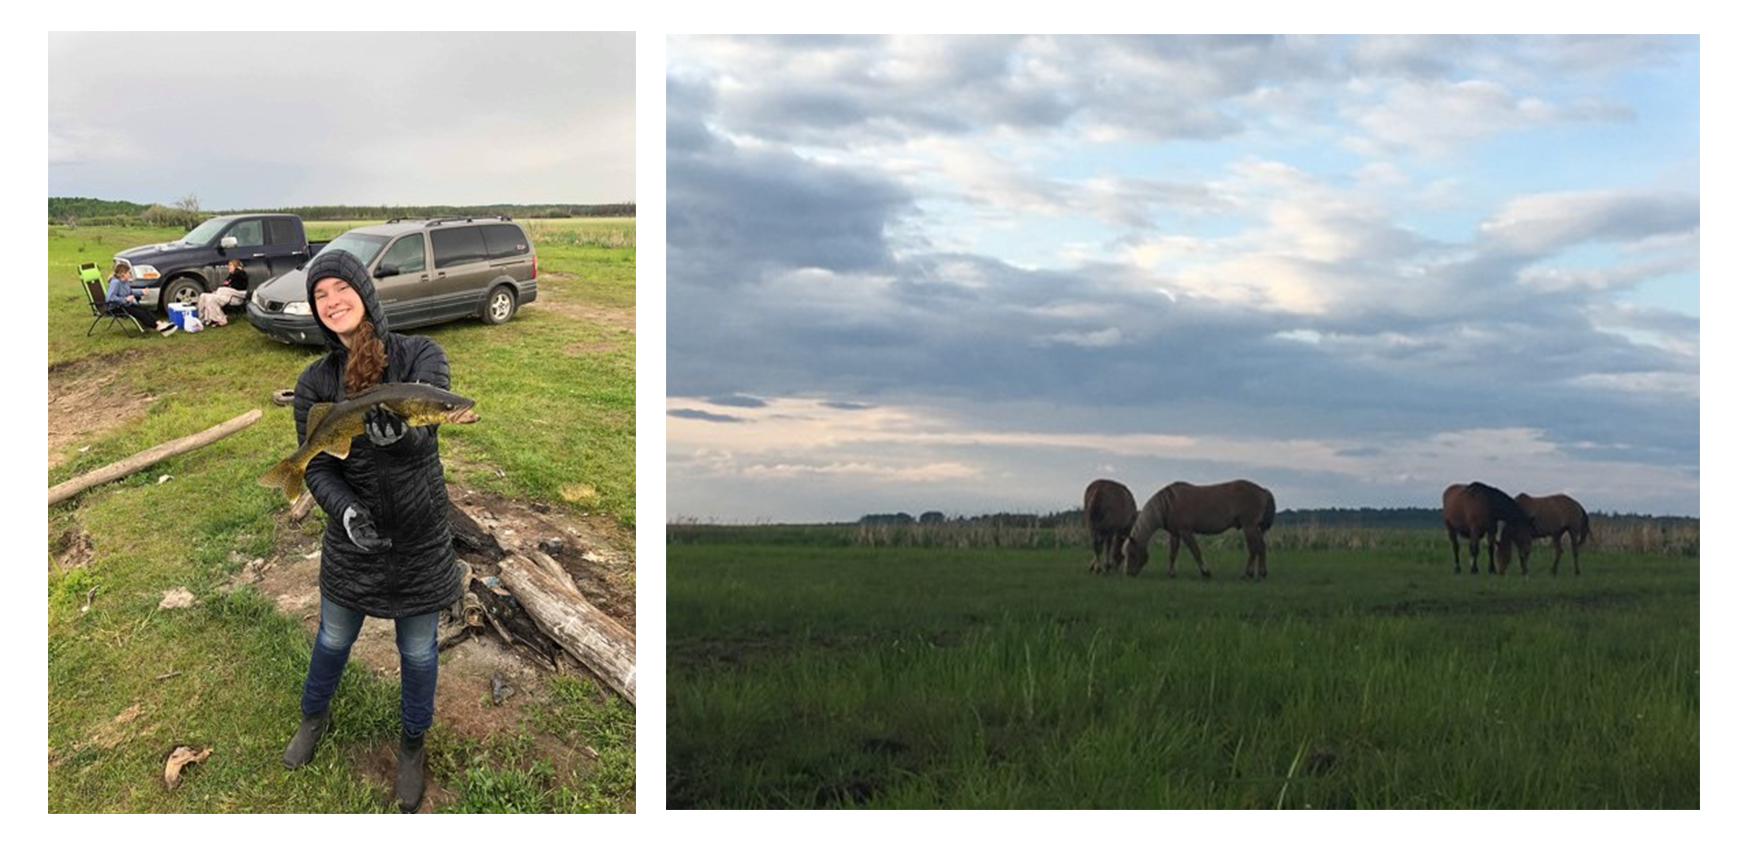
left=343, top=317, right=388, bottom=396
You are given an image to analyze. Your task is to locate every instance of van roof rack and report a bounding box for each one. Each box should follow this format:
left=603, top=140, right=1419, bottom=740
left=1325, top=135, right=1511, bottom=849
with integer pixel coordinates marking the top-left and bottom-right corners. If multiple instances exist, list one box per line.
left=423, top=215, right=513, bottom=228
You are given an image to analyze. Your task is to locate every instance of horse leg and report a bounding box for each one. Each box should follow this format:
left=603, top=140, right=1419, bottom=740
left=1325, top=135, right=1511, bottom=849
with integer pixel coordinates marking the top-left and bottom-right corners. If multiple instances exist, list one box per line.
left=1183, top=533, right=1210, bottom=579
left=1570, top=530, right=1582, bottom=576
left=1486, top=532, right=1499, bottom=576
left=1089, top=533, right=1101, bottom=574
left=1448, top=527, right=1461, bottom=574
left=1551, top=533, right=1564, bottom=576
left=1242, top=525, right=1263, bottom=580
left=1167, top=532, right=1181, bottom=578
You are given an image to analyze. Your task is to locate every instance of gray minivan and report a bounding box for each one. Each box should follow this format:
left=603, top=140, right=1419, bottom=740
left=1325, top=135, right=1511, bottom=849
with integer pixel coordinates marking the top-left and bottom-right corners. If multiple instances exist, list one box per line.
left=247, top=216, right=538, bottom=345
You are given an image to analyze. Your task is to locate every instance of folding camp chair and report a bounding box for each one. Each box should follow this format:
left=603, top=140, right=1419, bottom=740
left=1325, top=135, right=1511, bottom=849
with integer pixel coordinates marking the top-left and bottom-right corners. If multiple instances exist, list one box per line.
left=81, top=263, right=145, bottom=338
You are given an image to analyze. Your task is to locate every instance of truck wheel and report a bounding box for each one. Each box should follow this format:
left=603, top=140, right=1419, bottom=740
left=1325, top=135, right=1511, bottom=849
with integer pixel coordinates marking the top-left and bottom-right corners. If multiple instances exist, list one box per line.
left=163, top=277, right=203, bottom=310
left=482, top=285, right=517, bottom=325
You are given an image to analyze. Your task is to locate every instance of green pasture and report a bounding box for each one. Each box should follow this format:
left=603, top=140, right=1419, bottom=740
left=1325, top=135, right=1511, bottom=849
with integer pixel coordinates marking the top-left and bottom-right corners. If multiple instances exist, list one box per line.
left=48, top=220, right=636, bottom=813
left=667, top=533, right=1699, bottom=809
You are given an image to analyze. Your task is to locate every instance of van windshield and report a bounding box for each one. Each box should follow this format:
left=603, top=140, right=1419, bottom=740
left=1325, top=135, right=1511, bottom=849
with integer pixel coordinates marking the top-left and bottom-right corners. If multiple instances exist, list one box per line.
left=310, top=232, right=390, bottom=267
left=180, top=218, right=229, bottom=246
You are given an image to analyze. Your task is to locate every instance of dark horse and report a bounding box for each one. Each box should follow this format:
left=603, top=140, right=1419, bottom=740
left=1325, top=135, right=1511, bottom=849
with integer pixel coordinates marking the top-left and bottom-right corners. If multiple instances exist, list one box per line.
left=1442, top=482, right=1534, bottom=576
left=1124, top=480, right=1276, bottom=579
left=1514, top=493, right=1591, bottom=575
left=1084, top=479, right=1138, bottom=574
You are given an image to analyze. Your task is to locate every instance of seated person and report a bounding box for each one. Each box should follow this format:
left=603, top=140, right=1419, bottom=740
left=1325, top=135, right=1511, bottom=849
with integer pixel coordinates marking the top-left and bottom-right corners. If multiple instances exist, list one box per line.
left=107, top=263, right=176, bottom=336
left=198, top=259, right=251, bottom=326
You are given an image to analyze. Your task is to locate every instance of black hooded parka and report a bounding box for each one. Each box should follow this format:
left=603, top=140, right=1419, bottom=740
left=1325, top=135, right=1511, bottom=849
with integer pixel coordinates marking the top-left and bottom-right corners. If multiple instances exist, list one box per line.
left=293, top=250, right=462, bottom=619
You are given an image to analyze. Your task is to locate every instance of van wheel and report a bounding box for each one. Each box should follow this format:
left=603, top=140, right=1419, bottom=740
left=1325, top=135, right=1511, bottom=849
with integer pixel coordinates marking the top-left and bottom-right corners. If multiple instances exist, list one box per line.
left=163, top=277, right=203, bottom=310
left=483, top=285, right=517, bottom=325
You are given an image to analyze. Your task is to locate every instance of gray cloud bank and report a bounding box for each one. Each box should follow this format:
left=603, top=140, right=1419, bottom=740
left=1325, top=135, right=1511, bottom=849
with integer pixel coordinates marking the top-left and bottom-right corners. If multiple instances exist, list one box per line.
left=667, top=36, right=1699, bottom=517
left=50, top=32, right=635, bottom=208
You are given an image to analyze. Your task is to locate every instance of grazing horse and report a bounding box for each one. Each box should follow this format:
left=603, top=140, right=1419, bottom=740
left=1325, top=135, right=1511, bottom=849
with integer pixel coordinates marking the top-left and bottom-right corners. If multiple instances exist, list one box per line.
left=1442, top=482, right=1534, bottom=576
left=1514, top=493, right=1591, bottom=575
left=1123, top=480, right=1276, bottom=579
left=1084, top=479, right=1138, bottom=575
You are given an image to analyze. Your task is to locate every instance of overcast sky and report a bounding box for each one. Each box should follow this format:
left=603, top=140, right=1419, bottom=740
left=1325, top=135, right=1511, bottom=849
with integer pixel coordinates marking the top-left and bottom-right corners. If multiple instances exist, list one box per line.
left=667, top=35, right=1700, bottom=522
left=48, top=32, right=634, bottom=209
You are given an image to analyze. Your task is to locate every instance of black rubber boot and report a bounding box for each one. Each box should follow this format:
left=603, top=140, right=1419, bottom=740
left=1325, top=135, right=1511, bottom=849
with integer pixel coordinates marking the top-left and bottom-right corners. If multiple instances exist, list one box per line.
left=282, top=708, right=331, bottom=769
left=396, top=730, right=427, bottom=813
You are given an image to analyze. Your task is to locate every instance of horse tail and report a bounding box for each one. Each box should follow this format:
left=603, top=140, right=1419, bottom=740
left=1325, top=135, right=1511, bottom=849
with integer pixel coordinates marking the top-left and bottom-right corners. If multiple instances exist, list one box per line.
left=1260, top=489, right=1276, bottom=532
left=1578, top=510, right=1591, bottom=546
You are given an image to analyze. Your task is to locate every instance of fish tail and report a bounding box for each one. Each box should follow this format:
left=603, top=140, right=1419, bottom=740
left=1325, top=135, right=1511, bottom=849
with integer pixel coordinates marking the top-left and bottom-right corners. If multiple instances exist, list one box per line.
left=258, top=458, right=306, bottom=503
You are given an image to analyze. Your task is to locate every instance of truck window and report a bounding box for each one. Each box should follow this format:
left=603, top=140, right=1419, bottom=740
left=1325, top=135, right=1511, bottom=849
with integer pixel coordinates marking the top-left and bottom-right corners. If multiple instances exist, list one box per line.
left=481, top=224, right=530, bottom=259
left=226, top=219, right=265, bottom=248
left=431, top=227, right=487, bottom=268
left=266, top=218, right=301, bottom=247
left=380, top=235, right=427, bottom=275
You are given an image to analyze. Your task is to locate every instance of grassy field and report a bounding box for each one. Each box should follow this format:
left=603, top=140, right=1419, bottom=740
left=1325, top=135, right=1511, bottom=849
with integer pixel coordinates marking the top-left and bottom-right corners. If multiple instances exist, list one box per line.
left=667, top=528, right=1699, bottom=808
left=47, top=219, right=635, bottom=813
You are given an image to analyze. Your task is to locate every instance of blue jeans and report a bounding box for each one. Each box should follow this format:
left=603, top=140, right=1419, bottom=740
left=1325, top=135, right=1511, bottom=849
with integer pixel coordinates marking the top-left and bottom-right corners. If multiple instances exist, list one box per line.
left=299, top=595, right=440, bottom=736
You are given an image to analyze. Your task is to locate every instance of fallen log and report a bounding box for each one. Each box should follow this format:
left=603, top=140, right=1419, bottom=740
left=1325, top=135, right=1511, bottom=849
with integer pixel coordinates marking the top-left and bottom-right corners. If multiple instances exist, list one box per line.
left=496, top=551, right=636, bottom=705
left=448, top=499, right=505, bottom=559
left=49, top=409, right=263, bottom=506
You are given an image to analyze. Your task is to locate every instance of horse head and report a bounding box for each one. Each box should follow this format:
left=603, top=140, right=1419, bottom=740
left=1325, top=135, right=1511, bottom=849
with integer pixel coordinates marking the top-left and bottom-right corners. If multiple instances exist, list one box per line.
left=1122, top=536, right=1148, bottom=576
left=1497, top=516, right=1535, bottom=574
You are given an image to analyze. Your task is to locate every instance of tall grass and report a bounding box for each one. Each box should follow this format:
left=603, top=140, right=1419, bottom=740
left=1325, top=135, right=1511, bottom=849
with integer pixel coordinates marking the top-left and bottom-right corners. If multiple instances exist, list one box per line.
left=667, top=539, right=1699, bottom=808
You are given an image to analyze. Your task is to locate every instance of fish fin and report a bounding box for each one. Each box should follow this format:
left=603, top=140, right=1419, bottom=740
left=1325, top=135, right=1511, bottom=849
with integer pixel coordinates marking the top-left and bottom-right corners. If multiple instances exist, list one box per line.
left=258, top=458, right=306, bottom=503
left=328, top=431, right=355, bottom=461
left=306, top=402, right=335, bottom=435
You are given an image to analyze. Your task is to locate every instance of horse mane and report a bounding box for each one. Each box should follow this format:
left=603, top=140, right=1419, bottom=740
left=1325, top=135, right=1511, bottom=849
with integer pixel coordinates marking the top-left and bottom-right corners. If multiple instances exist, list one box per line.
left=1469, top=481, right=1531, bottom=524
left=1130, top=489, right=1170, bottom=546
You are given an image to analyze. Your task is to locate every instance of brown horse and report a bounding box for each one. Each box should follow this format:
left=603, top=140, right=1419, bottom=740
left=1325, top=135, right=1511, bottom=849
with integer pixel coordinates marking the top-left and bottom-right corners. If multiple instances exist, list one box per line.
left=1442, top=482, right=1534, bottom=576
left=1123, top=480, right=1276, bottom=579
left=1084, top=479, right=1138, bottom=575
left=1514, top=493, right=1591, bottom=575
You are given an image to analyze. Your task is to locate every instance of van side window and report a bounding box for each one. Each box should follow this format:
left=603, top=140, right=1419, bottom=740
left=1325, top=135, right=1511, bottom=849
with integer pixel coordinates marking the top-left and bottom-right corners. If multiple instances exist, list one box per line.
left=226, top=219, right=265, bottom=248
left=431, top=227, right=487, bottom=268
left=381, top=235, right=427, bottom=275
left=481, top=224, right=530, bottom=259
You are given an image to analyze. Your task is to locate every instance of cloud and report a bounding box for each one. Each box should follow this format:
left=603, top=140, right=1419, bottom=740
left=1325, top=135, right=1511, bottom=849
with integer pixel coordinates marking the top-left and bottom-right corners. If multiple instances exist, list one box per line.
left=1478, top=190, right=1699, bottom=255
left=667, top=409, right=747, bottom=424
left=666, top=35, right=1699, bottom=519
left=49, top=32, right=635, bottom=207
left=705, top=394, right=769, bottom=408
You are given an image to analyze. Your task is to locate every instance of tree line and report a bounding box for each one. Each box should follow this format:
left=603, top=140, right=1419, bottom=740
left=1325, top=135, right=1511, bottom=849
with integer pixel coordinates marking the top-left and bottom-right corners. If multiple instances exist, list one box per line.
left=49, top=196, right=635, bottom=226
left=860, top=507, right=1698, bottom=530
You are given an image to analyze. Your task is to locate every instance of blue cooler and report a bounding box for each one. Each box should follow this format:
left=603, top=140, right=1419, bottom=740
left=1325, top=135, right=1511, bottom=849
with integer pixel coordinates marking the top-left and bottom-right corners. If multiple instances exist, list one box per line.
left=167, top=303, right=196, bottom=329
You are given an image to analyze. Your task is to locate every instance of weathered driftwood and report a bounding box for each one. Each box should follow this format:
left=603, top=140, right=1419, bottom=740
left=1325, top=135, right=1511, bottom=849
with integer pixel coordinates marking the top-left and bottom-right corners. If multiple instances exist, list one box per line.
left=496, top=551, right=636, bottom=705
left=49, top=409, right=263, bottom=506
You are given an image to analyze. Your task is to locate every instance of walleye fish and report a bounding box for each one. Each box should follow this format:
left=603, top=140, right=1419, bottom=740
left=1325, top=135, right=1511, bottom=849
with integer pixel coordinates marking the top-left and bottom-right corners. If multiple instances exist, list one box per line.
left=258, top=382, right=480, bottom=502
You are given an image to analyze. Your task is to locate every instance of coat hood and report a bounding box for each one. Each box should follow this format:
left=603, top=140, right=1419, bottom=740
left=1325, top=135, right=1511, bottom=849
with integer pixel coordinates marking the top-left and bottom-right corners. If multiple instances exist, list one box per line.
left=303, top=249, right=389, bottom=352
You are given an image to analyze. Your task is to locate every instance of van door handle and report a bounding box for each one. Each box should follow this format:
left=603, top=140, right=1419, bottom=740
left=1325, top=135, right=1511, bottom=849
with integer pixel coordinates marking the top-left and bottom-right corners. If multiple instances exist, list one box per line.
left=252, top=253, right=266, bottom=258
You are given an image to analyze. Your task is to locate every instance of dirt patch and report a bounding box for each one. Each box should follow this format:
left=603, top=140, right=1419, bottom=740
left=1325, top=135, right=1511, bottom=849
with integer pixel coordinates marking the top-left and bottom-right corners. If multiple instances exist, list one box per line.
left=530, top=275, right=635, bottom=333
left=48, top=351, right=156, bottom=469
left=563, top=341, right=621, bottom=357
left=349, top=739, right=457, bottom=813
left=52, top=526, right=94, bottom=570
left=239, top=487, right=634, bottom=749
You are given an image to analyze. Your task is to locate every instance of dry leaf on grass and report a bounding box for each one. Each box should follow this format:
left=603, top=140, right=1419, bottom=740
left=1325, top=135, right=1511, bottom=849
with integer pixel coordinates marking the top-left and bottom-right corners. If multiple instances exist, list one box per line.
left=163, top=746, right=210, bottom=789
left=158, top=588, right=195, bottom=610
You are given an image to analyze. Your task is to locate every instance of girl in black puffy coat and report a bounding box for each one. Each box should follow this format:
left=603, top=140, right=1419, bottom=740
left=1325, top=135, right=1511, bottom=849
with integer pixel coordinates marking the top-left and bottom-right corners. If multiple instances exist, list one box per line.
left=279, top=249, right=465, bottom=813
